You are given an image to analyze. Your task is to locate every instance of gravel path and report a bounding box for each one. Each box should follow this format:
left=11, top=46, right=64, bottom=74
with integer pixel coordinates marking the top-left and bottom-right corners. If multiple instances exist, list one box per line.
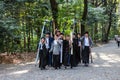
left=0, top=41, right=120, bottom=80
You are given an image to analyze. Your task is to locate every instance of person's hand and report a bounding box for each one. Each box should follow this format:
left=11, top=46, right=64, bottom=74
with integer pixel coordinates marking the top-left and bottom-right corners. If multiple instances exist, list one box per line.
left=37, top=49, right=39, bottom=52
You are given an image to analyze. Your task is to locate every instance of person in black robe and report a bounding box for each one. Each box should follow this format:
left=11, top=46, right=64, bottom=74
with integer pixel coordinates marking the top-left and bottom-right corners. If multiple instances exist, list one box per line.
left=77, top=33, right=82, bottom=63
left=70, top=33, right=78, bottom=67
left=38, top=37, right=47, bottom=70
left=63, top=35, right=70, bottom=69
left=59, top=33, right=64, bottom=68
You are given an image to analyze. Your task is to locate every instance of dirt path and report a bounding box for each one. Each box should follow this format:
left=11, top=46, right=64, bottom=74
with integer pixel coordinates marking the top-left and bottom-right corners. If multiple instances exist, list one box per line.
left=0, top=41, right=120, bottom=80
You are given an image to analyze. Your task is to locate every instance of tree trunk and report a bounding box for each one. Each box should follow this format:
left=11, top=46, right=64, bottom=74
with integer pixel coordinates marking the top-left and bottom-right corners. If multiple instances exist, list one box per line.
left=103, top=0, right=107, bottom=6
left=91, top=0, right=95, bottom=5
left=94, top=0, right=98, bottom=43
left=81, top=0, right=88, bottom=36
left=94, top=23, right=98, bottom=43
left=105, top=11, right=112, bottom=42
left=50, top=0, right=58, bottom=31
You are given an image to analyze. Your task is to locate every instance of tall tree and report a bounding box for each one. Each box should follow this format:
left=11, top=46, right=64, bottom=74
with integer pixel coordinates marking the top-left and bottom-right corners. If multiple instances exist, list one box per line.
left=81, top=0, right=88, bottom=36
left=50, top=0, right=58, bottom=32
left=104, top=0, right=117, bottom=42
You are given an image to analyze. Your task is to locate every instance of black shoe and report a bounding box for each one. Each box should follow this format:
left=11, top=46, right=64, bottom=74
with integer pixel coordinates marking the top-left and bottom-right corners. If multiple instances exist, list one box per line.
left=41, top=68, right=43, bottom=70
left=55, top=67, right=57, bottom=69
left=43, top=67, right=46, bottom=69
left=65, top=66, right=67, bottom=69
left=59, top=66, right=61, bottom=69
left=71, top=66, right=73, bottom=69
left=84, top=63, right=89, bottom=67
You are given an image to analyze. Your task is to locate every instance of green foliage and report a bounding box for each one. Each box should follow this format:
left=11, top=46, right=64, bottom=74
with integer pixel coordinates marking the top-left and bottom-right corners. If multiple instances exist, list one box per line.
left=87, top=5, right=108, bottom=25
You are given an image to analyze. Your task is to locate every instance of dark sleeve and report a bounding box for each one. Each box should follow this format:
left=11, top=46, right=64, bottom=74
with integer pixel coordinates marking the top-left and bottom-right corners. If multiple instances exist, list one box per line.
left=51, top=37, right=54, bottom=42
left=63, top=40, right=66, bottom=52
left=43, top=44, right=47, bottom=54
left=73, top=39, right=78, bottom=46
left=37, top=43, right=39, bottom=49
left=89, top=37, right=93, bottom=47
left=80, top=36, right=84, bottom=45
left=76, top=38, right=79, bottom=45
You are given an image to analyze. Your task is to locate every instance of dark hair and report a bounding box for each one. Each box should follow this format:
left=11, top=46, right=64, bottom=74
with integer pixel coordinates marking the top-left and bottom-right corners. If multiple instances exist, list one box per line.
left=73, top=33, right=76, bottom=35
left=85, top=31, right=89, bottom=34
left=41, top=37, right=45, bottom=40
left=66, top=35, right=70, bottom=37
left=77, top=33, right=81, bottom=35
left=57, top=30, right=61, bottom=33
left=46, top=32, right=50, bottom=35
left=55, top=30, right=61, bottom=35
left=60, top=33, right=64, bottom=35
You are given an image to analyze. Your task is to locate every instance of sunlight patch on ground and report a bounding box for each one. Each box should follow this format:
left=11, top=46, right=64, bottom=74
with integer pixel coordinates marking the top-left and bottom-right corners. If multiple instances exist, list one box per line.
left=91, top=51, right=120, bottom=68
left=99, top=53, right=120, bottom=62
left=92, top=63, right=112, bottom=68
left=99, top=53, right=112, bottom=60
left=91, top=52, right=97, bottom=58
left=6, top=67, right=16, bottom=70
left=9, top=70, right=29, bottom=75
left=96, top=44, right=105, bottom=47
left=19, top=62, right=35, bottom=66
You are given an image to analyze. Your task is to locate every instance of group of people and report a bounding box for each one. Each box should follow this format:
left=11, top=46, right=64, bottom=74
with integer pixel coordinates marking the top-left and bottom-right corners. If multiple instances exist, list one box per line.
left=38, top=30, right=93, bottom=70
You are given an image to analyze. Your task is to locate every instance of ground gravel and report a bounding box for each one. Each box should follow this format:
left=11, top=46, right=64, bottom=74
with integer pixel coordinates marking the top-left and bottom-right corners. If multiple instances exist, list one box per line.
left=0, top=41, right=120, bottom=80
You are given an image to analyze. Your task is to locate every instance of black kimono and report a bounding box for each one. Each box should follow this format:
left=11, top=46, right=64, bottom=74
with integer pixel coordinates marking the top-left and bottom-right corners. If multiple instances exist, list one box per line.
left=63, top=40, right=70, bottom=68
left=71, top=38, right=78, bottom=67
left=77, top=38, right=82, bottom=63
left=39, top=43, right=47, bottom=70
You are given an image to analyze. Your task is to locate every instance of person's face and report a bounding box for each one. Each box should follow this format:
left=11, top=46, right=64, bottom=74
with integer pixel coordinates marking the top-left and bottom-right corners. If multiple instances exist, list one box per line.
left=60, top=34, right=64, bottom=38
left=66, top=36, right=70, bottom=40
left=41, top=39, right=45, bottom=43
left=73, top=35, right=75, bottom=38
left=85, top=33, right=88, bottom=37
left=78, top=34, right=81, bottom=38
left=46, top=34, right=49, bottom=38
left=57, top=32, right=60, bottom=36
